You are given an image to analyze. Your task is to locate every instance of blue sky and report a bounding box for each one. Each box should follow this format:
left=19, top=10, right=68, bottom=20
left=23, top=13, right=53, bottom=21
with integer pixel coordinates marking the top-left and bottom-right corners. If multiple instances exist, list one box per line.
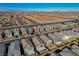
left=0, top=3, right=79, bottom=12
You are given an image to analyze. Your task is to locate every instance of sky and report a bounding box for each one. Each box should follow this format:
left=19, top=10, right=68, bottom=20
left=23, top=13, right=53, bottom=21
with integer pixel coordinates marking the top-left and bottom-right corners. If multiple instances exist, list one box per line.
left=0, top=3, right=79, bottom=12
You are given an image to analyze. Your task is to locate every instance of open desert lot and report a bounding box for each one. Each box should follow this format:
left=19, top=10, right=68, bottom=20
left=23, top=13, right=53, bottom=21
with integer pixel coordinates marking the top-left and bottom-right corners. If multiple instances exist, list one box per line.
left=19, top=11, right=79, bottom=24
left=24, top=15, right=74, bottom=24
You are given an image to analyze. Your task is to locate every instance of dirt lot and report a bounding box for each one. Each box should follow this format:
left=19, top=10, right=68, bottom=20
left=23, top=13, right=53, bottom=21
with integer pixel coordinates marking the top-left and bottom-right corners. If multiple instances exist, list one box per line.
left=25, top=15, right=72, bottom=24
